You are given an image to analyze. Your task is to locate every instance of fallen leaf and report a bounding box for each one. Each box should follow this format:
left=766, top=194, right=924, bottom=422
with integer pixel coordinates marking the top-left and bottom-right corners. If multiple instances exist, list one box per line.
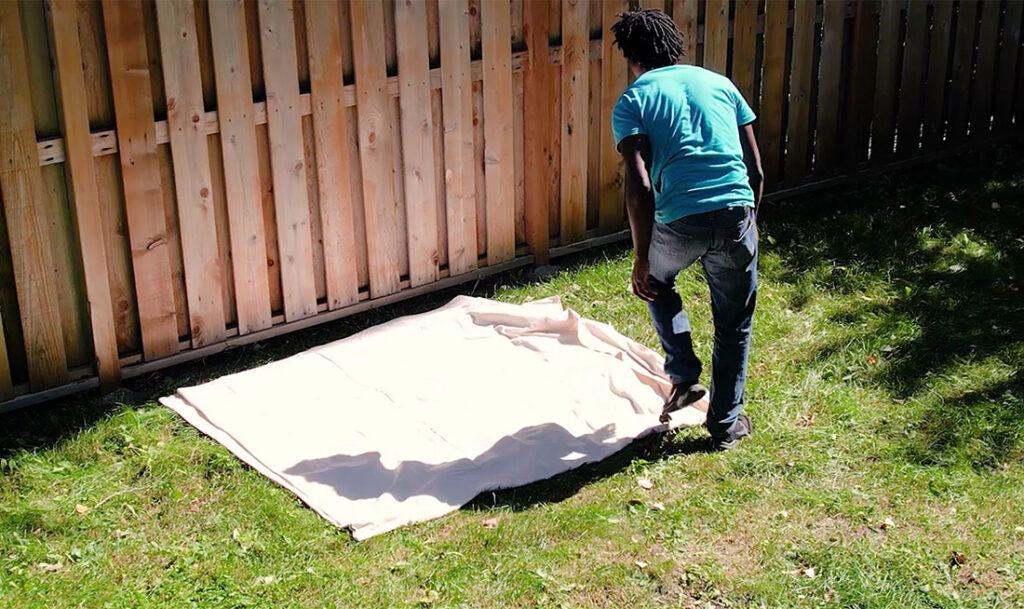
left=1014, top=526, right=1024, bottom=533
left=950, top=551, right=966, bottom=566
left=38, top=562, right=63, bottom=572
left=894, top=399, right=906, bottom=404
left=948, top=264, right=965, bottom=273
left=74, top=504, right=89, bottom=515
left=413, top=589, right=440, bottom=605
left=880, top=517, right=896, bottom=530
left=649, top=502, right=665, bottom=512
left=992, top=202, right=1001, bottom=210
left=634, top=560, right=649, bottom=569
left=803, top=566, right=816, bottom=579
left=825, top=589, right=838, bottom=602
left=257, top=575, right=275, bottom=584
left=481, top=517, right=500, bottom=529
left=867, top=356, right=878, bottom=366
left=637, top=477, right=654, bottom=490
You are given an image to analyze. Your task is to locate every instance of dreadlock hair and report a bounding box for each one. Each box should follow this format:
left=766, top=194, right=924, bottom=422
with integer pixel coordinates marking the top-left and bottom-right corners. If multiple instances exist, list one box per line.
left=610, top=8, right=686, bottom=70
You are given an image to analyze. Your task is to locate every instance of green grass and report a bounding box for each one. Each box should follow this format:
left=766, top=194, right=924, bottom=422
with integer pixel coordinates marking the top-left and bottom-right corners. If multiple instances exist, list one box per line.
left=2, top=146, right=1023, bottom=608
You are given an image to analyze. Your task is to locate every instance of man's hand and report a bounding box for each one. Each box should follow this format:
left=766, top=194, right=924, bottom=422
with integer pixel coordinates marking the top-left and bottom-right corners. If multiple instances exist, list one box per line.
left=631, top=259, right=658, bottom=302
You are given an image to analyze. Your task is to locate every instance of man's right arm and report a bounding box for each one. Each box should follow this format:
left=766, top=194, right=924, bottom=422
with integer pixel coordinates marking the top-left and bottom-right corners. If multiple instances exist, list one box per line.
left=739, top=123, right=764, bottom=214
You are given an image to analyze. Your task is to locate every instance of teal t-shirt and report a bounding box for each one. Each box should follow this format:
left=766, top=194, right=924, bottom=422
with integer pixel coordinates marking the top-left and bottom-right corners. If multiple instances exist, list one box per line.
left=612, top=65, right=756, bottom=223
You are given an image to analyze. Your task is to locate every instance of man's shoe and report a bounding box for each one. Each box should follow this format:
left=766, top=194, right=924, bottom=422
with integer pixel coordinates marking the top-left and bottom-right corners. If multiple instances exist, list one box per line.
left=711, top=414, right=753, bottom=451
left=659, top=382, right=708, bottom=423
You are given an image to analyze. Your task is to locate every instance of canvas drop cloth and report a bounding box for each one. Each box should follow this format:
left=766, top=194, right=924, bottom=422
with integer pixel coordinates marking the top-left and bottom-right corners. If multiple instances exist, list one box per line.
left=161, top=296, right=707, bottom=539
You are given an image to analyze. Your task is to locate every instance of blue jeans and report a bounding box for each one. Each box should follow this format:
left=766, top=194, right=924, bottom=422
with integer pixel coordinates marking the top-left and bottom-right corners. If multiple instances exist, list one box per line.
left=646, top=206, right=758, bottom=438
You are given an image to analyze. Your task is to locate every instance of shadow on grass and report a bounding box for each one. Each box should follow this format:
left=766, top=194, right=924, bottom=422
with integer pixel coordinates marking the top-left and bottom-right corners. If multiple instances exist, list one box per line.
left=464, top=431, right=711, bottom=512
left=764, top=146, right=1024, bottom=469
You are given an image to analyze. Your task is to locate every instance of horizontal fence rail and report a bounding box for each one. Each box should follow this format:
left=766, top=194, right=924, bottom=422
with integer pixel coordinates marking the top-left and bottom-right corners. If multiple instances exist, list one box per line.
left=0, top=0, right=1021, bottom=410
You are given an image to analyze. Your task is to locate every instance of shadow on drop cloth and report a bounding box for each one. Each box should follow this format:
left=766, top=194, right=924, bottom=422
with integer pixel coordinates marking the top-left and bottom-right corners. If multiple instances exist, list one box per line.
left=284, top=420, right=710, bottom=511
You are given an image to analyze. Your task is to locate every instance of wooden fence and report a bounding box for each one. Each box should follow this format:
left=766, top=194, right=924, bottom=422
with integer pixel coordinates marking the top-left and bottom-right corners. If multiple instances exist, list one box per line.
left=0, top=0, right=1021, bottom=411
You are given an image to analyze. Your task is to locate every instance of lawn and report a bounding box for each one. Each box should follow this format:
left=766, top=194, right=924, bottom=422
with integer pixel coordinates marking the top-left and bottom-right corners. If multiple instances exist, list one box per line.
left=1, top=146, right=1022, bottom=608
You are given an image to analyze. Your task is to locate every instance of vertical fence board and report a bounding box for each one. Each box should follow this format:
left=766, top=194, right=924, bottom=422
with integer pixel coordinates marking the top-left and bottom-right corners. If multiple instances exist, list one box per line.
left=524, top=0, right=550, bottom=263
left=560, top=0, right=588, bottom=244
left=844, top=0, right=878, bottom=166
left=760, top=0, right=787, bottom=187
left=0, top=2, right=68, bottom=388
left=155, top=0, right=227, bottom=348
left=599, top=0, right=628, bottom=234
left=482, top=0, right=516, bottom=264
left=258, top=0, right=318, bottom=319
left=815, top=0, right=845, bottom=175
left=440, top=0, right=479, bottom=275
left=923, top=0, right=954, bottom=147
left=947, top=0, right=978, bottom=143
left=896, top=0, right=929, bottom=157
left=673, top=0, right=699, bottom=65
left=871, top=0, right=901, bottom=164
left=306, top=0, right=361, bottom=305
left=993, top=0, right=1023, bottom=130
left=25, top=1, right=90, bottom=369
left=784, top=0, right=815, bottom=183
left=0, top=315, right=9, bottom=398
left=969, top=0, right=1001, bottom=138
left=732, top=0, right=758, bottom=105
left=395, top=0, right=440, bottom=284
left=473, top=79, right=487, bottom=258
left=703, top=0, right=729, bottom=74
left=351, top=0, right=403, bottom=296
left=547, top=1, right=560, bottom=239
left=48, top=0, right=120, bottom=386
left=103, top=0, right=180, bottom=361
left=207, top=0, right=273, bottom=334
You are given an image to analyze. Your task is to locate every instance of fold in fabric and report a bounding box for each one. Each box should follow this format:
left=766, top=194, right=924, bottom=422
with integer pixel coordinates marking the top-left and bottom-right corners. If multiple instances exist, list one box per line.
left=160, top=296, right=707, bottom=540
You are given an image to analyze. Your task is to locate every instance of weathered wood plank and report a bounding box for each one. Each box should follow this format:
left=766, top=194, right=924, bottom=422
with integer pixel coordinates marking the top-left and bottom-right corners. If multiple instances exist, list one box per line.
left=599, top=0, right=628, bottom=234
left=993, top=0, right=1024, bottom=130
left=760, top=0, right=788, bottom=187
left=524, top=0, right=551, bottom=263
left=947, top=0, right=978, bottom=143
left=207, top=0, right=273, bottom=334
left=703, top=0, right=729, bottom=74
left=0, top=2, right=68, bottom=387
left=672, top=0, right=699, bottom=65
left=896, top=0, right=928, bottom=157
left=560, top=0, right=588, bottom=244
left=25, top=1, right=90, bottom=369
left=871, top=0, right=901, bottom=164
left=785, top=0, right=815, bottom=182
left=306, top=0, right=362, bottom=304
left=732, top=0, right=758, bottom=105
left=155, top=0, right=227, bottom=348
left=258, top=0, right=318, bottom=320
left=482, top=0, right=516, bottom=263
left=844, top=0, right=877, bottom=166
left=814, top=0, right=845, bottom=175
left=394, top=0, right=440, bottom=284
left=969, top=0, right=1001, bottom=137
left=351, top=0, right=403, bottom=296
left=923, top=0, right=954, bottom=147
left=0, top=313, right=10, bottom=399
left=47, top=0, right=120, bottom=387
left=440, top=0, right=479, bottom=275
left=102, top=0, right=180, bottom=361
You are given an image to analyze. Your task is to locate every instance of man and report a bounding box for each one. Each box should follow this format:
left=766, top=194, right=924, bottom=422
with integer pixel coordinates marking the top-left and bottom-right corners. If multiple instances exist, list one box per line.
left=610, top=9, right=763, bottom=451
